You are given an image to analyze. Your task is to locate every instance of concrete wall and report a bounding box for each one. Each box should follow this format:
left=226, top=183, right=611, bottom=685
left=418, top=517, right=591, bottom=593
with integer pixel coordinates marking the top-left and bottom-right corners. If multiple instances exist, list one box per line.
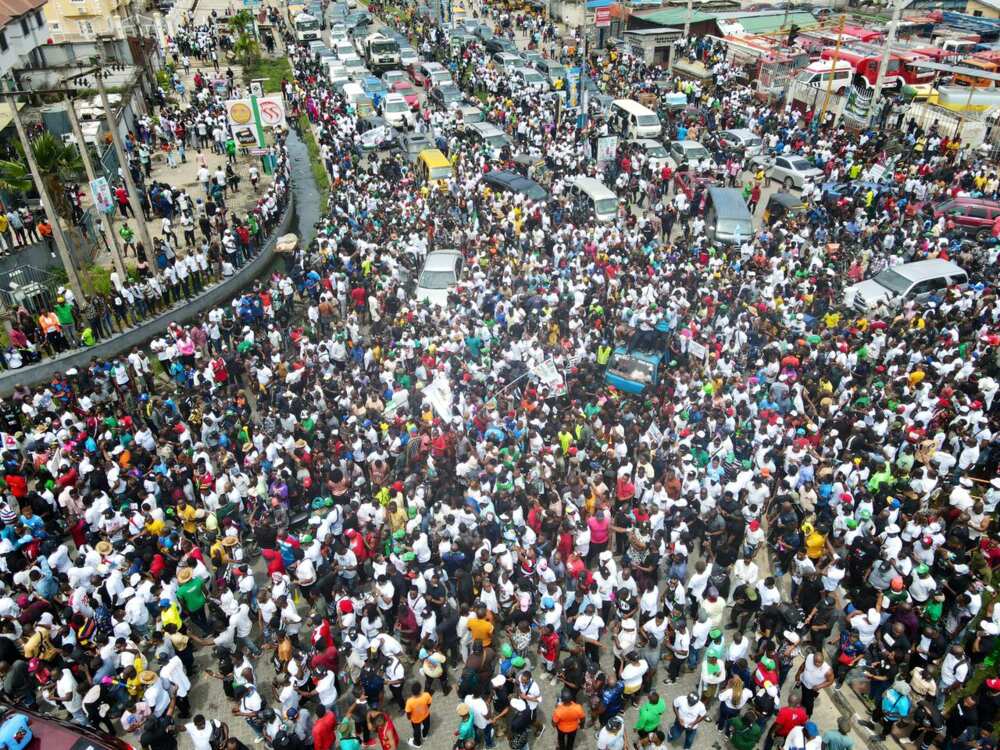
left=966, top=0, right=1000, bottom=18
left=0, top=7, right=49, bottom=80
left=0, top=199, right=294, bottom=393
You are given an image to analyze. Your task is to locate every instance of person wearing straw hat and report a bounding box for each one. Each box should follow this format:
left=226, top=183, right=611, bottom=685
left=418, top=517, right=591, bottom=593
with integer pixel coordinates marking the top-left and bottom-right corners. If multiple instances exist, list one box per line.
left=175, top=565, right=212, bottom=635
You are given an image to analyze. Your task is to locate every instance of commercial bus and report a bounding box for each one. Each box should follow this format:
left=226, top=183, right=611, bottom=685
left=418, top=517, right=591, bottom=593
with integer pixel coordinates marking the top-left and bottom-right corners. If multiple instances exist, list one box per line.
left=609, top=98, right=662, bottom=139
left=821, top=47, right=903, bottom=88
left=954, top=57, right=998, bottom=87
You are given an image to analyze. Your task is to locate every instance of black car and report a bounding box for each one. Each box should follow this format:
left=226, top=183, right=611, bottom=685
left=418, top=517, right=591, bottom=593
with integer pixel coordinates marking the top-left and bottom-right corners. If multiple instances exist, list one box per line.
left=482, top=170, right=548, bottom=202
left=429, top=84, right=463, bottom=109
left=484, top=37, right=518, bottom=55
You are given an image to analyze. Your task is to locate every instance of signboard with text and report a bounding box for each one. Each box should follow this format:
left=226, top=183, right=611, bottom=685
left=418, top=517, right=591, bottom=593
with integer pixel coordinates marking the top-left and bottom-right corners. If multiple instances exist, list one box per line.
left=595, top=7, right=611, bottom=26
left=89, top=177, right=115, bottom=214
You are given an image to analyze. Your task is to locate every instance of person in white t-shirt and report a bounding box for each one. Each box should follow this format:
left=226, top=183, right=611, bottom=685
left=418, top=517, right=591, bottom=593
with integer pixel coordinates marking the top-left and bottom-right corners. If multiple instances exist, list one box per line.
left=668, top=693, right=707, bottom=749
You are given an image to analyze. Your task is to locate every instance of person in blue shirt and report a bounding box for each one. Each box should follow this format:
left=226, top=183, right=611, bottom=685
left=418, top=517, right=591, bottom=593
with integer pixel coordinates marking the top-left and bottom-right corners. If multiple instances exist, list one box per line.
left=0, top=714, right=31, bottom=750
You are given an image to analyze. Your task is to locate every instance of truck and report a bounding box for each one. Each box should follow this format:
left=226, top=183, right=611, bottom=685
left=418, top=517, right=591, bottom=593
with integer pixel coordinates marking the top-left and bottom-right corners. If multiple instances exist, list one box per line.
left=604, top=320, right=672, bottom=395
left=360, top=32, right=401, bottom=72
left=293, top=12, right=321, bottom=42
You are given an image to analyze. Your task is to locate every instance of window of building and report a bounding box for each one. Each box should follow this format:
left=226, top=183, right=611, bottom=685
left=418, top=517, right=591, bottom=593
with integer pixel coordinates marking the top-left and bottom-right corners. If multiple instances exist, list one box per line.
left=34, top=10, right=43, bottom=27
left=19, top=18, right=28, bottom=35
left=0, top=31, right=9, bottom=51
left=78, top=20, right=93, bottom=35
left=973, top=9, right=983, bottom=15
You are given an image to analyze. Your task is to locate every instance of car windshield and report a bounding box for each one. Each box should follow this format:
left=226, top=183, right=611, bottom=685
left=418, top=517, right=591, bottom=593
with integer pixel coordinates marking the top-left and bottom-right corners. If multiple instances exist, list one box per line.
left=372, top=41, right=397, bottom=53
left=608, top=354, right=655, bottom=384
left=297, top=19, right=320, bottom=30
left=548, top=64, right=566, bottom=77
left=872, top=268, right=913, bottom=294
left=595, top=197, right=617, bottom=215
left=386, top=99, right=407, bottom=112
left=485, top=133, right=507, bottom=147
left=717, top=219, right=750, bottom=240
left=418, top=269, right=455, bottom=288
left=687, top=145, right=710, bottom=159
left=637, top=114, right=659, bottom=126
left=646, top=145, right=668, bottom=157
left=429, top=165, right=452, bottom=180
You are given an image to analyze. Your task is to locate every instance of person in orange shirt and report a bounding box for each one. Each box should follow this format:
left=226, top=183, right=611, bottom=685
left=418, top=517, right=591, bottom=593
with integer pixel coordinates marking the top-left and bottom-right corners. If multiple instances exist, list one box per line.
left=37, top=310, right=65, bottom=352
left=404, top=682, right=433, bottom=747
left=551, top=690, right=587, bottom=750
left=466, top=606, right=494, bottom=647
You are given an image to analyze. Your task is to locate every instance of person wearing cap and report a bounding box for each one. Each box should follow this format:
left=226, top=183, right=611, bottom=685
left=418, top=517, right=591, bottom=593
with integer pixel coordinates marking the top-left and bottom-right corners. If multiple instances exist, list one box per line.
left=668, top=692, right=706, bottom=750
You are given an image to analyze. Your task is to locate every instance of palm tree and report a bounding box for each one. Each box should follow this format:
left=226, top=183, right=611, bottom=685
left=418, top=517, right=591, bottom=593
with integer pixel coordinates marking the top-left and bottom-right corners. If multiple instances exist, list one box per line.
left=229, top=9, right=255, bottom=36
left=233, top=32, right=262, bottom=68
left=0, top=133, right=83, bottom=219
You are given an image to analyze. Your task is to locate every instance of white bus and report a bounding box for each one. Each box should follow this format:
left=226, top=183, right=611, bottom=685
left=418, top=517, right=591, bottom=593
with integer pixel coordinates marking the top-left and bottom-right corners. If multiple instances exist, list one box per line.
left=609, top=98, right=662, bottom=139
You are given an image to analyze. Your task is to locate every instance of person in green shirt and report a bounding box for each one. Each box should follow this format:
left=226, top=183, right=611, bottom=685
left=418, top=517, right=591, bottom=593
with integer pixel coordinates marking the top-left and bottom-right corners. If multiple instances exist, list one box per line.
left=729, top=710, right=763, bottom=750
left=821, top=717, right=855, bottom=750
left=53, top=297, right=77, bottom=347
left=176, top=567, right=211, bottom=634
left=635, top=691, right=667, bottom=735
left=455, top=704, right=476, bottom=742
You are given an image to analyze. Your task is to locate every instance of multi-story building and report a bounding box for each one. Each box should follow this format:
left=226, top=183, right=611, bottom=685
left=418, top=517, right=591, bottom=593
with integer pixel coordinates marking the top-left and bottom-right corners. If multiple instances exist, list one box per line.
left=43, top=0, right=134, bottom=41
left=0, top=0, right=49, bottom=80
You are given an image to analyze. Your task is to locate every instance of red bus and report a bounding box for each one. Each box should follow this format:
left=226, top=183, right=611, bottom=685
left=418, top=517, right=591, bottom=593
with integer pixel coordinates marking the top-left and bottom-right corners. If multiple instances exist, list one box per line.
left=820, top=47, right=903, bottom=87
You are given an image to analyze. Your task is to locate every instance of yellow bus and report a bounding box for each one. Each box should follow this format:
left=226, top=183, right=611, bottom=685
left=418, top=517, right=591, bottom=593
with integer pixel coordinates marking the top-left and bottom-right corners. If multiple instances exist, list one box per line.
left=416, top=149, right=452, bottom=186
left=954, top=57, right=997, bottom=88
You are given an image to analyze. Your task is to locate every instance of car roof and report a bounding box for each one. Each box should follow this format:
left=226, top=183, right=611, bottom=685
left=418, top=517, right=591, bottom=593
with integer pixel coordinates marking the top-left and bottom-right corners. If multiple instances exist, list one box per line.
left=631, top=139, right=662, bottom=148
left=2, top=704, right=130, bottom=750
left=722, top=128, right=757, bottom=138
left=424, top=250, right=462, bottom=270
left=889, top=259, right=967, bottom=281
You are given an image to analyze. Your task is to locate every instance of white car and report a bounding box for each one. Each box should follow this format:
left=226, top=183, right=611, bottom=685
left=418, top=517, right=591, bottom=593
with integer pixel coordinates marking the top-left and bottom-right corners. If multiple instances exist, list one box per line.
left=415, top=249, right=463, bottom=307
left=665, top=140, right=711, bottom=171
left=514, top=67, right=548, bottom=92
left=383, top=92, right=416, bottom=128
left=766, top=154, right=824, bottom=190
left=631, top=139, right=670, bottom=172
left=399, top=47, right=419, bottom=68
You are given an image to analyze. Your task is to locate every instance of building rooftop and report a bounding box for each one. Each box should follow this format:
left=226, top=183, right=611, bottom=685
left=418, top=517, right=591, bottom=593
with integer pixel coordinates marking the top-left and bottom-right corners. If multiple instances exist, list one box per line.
left=0, top=0, right=46, bottom=27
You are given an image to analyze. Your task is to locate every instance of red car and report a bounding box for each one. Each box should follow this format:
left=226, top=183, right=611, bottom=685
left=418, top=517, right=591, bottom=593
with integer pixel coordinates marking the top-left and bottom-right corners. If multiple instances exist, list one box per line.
left=391, top=80, right=420, bottom=111
left=673, top=170, right=718, bottom=201
left=0, top=703, right=133, bottom=750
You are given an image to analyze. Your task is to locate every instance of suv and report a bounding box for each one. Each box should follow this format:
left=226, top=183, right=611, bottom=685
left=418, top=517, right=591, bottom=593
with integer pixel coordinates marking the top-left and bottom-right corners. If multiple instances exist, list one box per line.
left=844, top=259, right=969, bottom=312
left=933, top=197, right=1000, bottom=240
left=465, top=121, right=511, bottom=158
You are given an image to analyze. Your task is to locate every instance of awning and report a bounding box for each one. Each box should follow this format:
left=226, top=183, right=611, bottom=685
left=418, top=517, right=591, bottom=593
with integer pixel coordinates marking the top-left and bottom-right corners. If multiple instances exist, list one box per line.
left=0, top=101, right=26, bottom=134
left=586, top=0, right=613, bottom=9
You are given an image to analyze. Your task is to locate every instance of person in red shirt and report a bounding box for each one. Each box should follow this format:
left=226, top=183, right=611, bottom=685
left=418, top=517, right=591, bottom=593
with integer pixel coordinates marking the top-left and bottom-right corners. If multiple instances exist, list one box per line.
left=763, top=693, right=807, bottom=750
left=538, top=624, right=560, bottom=676
left=260, top=547, right=286, bottom=575
left=312, top=704, right=338, bottom=750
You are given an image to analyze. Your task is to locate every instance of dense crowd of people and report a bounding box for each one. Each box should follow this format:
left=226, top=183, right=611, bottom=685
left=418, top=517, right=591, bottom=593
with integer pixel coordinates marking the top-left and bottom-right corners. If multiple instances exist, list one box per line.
left=0, top=4, right=998, bottom=750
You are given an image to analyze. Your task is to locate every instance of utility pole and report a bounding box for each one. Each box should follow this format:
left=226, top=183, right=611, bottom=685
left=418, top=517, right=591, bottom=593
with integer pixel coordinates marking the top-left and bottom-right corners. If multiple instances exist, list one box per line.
left=683, top=0, right=693, bottom=39
left=819, top=14, right=846, bottom=126
left=92, top=62, right=157, bottom=270
left=7, top=97, right=86, bottom=302
left=64, top=91, right=128, bottom=279
left=867, top=0, right=910, bottom=127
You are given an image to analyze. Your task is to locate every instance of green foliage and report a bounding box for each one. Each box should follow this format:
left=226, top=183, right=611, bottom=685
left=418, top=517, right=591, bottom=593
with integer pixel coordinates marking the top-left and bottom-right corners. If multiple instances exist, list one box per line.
left=243, top=57, right=292, bottom=93
left=233, top=33, right=263, bottom=68
left=0, top=132, right=84, bottom=219
left=229, top=9, right=256, bottom=34
left=298, top=114, right=331, bottom=204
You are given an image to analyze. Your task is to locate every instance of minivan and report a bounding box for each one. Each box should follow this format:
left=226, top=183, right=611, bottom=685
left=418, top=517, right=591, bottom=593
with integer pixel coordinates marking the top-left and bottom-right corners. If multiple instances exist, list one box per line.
left=705, top=187, right=754, bottom=245
left=416, top=149, right=453, bottom=187
left=795, top=60, right=853, bottom=94
left=535, top=59, right=568, bottom=87
left=465, top=121, right=512, bottom=159
left=609, top=98, right=662, bottom=139
left=932, top=197, right=1000, bottom=240
left=844, top=259, right=969, bottom=311
left=569, top=176, right=618, bottom=223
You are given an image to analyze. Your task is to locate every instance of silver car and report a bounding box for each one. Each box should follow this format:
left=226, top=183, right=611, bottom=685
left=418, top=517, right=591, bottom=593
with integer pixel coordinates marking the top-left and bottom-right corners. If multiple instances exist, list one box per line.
left=666, top=140, right=711, bottom=171
left=415, top=249, right=463, bottom=307
left=766, top=155, right=824, bottom=190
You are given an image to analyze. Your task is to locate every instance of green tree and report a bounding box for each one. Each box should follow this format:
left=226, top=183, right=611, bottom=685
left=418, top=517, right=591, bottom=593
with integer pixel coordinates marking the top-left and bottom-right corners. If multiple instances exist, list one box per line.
left=0, top=132, right=83, bottom=219
left=233, top=32, right=262, bottom=68
left=229, top=9, right=255, bottom=36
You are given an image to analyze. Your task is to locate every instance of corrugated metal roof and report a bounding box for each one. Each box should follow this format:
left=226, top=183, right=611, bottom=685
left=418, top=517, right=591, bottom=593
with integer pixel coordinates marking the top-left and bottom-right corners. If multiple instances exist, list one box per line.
left=632, top=7, right=721, bottom=26
left=733, top=11, right=818, bottom=32
left=0, top=0, right=46, bottom=28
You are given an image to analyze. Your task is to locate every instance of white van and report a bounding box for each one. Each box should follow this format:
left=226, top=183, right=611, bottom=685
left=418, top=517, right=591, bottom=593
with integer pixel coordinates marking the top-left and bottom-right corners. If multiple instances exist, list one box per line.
left=844, top=259, right=969, bottom=311
left=609, top=98, right=661, bottom=139
left=569, top=176, right=618, bottom=223
left=795, top=60, right=853, bottom=93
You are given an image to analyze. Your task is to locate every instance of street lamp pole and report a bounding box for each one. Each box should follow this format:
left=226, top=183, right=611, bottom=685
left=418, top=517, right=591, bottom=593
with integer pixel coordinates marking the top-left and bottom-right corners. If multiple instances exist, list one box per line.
left=63, top=91, right=128, bottom=279
left=867, top=0, right=909, bottom=127
left=91, top=62, right=157, bottom=271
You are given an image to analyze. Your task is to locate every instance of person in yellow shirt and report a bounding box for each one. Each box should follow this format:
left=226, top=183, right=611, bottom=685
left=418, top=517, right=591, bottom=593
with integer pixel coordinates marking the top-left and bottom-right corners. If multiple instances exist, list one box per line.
left=467, top=606, right=494, bottom=646
left=144, top=513, right=165, bottom=537
left=178, top=500, right=198, bottom=536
